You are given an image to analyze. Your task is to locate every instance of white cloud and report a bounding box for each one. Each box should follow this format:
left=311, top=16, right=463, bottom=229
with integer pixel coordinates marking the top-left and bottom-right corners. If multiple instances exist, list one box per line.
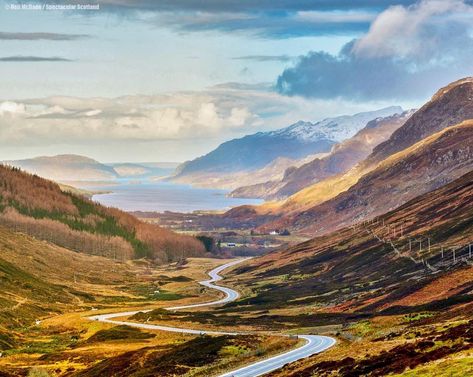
left=352, top=0, right=473, bottom=61
left=278, top=0, right=473, bottom=100
left=0, top=85, right=403, bottom=161
left=0, top=101, right=25, bottom=116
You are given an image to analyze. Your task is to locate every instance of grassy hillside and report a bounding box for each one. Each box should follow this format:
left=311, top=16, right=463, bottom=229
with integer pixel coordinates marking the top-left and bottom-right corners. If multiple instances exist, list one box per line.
left=231, top=169, right=473, bottom=311
left=0, top=226, right=138, bottom=329
left=211, top=170, right=473, bottom=375
left=0, top=165, right=205, bottom=262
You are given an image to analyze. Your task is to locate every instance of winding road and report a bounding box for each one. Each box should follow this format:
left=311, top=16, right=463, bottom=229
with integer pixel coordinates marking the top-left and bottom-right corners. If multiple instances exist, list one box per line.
left=89, top=259, right=336, bottom=376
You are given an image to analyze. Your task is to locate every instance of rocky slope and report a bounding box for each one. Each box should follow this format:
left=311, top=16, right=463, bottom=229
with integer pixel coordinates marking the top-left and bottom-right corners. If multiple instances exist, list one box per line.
left=172, top=107, right=402, bottom=186
left=231, top=111, right=411, bottom=199
left=264, top=120, right=473, bottom=235
left=366, top=77, right=473, bottom=166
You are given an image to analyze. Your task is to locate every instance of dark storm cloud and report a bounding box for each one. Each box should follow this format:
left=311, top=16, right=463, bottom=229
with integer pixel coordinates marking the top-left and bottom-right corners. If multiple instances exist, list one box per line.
left=276, top=0, right=473, bottom=100
left=276, top=49, right=459, bottom=100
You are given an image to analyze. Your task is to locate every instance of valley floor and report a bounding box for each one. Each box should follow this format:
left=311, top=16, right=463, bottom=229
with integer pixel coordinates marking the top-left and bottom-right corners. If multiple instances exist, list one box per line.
left=0, top=256, right=300, bottom=377
left=0, top=227, right=472, bottom=376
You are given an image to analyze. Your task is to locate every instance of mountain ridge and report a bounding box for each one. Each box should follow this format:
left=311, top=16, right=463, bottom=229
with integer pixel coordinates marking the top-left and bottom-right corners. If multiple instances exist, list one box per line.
left=261, top=120, right=473, bottom=235
left=172, top=106, right=403, bottom=183
left=230, top=110, right=412, bottom=199
left=232, top=78, right=473, bottom=232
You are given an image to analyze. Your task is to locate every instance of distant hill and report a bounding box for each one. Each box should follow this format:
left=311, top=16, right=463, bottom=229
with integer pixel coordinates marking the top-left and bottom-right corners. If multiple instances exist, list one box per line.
left=4, top=154, right=118, bottom=182
left=230, top=111, right=412, bottom=199
left=167, top=153, right=328, bottom=191
left=4, top=155, right=178, bottom=183
left=172, top=106, right=403, bottom=184
left=0, top=165, right=205, bottom=262
left=107, top=162, right=177, bottom=179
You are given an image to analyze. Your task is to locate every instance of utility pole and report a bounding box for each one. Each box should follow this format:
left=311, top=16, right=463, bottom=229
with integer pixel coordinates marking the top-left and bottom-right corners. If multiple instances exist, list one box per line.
left=441, top=247, right=444, bottom=259
left=469, top=244, right=472, bottom=259
left=428, top=238, right=431, bottom=254
left=453, top=248, right=456, bottom=264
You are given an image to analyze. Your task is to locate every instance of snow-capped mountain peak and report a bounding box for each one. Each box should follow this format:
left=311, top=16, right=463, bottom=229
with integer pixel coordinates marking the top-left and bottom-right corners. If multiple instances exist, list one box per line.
left=270, top=106, right=403, bottom=142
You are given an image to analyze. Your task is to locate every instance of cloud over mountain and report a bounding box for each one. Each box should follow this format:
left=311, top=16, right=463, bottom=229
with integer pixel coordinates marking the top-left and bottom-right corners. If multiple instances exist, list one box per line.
left=277, top=0, right=473, bottom=100
left=0, top=86, right=363, bottom=145
left=0, top=83, right=391, bottom=162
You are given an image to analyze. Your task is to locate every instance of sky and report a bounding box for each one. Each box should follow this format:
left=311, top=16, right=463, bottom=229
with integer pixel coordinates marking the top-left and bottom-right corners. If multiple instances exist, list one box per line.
left=0, top=0, right=472, bottom=162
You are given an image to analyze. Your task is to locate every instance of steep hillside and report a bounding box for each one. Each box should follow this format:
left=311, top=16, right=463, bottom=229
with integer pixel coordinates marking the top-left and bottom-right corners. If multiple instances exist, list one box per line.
left=367, top=77, right=473, bottom=165
left=236, top=78, right=473, bottom=227
left=0, top=226, right=135, bottom=328
left=197, top=171, right=473, bottom=376
left=230, top=168, right=473, bottom=312
left=231, top=111, right=411, bottom=199
left=0, top=165, right=205, bottom=262
left=264, top=121, right=473, bottom=235
left=172, top=107, right=402, bottom=185
left=5, top=154, right=119, bottom=182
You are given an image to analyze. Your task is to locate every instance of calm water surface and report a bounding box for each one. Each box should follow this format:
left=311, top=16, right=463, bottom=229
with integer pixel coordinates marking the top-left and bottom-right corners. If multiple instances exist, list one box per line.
left=86, top=181, right=263, bottom=213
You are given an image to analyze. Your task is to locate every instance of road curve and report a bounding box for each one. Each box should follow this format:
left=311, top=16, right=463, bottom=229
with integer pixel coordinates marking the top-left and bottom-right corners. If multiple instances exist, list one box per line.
left=89, top=258, right=336, bottom=376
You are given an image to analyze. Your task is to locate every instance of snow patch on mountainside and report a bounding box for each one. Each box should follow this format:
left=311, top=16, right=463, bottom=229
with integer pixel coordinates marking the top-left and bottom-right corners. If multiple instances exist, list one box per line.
left=270, top=106, right=403, bottom=142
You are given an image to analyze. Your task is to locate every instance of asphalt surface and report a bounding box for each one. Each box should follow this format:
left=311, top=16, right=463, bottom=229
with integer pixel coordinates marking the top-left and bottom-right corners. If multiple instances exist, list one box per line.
left=88, top=258, right=336, bottom=376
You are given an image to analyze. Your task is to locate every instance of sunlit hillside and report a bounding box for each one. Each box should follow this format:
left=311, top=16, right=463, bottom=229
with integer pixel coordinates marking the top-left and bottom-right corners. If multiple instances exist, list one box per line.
left=0, top=165, right=205, bottom=263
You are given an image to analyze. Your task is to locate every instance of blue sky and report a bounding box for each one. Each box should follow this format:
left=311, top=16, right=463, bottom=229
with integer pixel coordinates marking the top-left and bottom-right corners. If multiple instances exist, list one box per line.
left=0, top=0, right=472, bottom=162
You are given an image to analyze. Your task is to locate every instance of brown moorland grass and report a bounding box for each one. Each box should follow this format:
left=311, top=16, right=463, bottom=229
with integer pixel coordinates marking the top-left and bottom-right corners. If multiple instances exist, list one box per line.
left=0, top=164, right=205, bottom=262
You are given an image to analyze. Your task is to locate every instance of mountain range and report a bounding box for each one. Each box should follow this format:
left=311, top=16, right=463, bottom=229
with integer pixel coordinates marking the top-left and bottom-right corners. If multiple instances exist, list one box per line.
left=230, top=110, right=413, bottom=199
left=171, top=106, right=403, bottom=186
left=220, top=78, right=473, bottom=235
